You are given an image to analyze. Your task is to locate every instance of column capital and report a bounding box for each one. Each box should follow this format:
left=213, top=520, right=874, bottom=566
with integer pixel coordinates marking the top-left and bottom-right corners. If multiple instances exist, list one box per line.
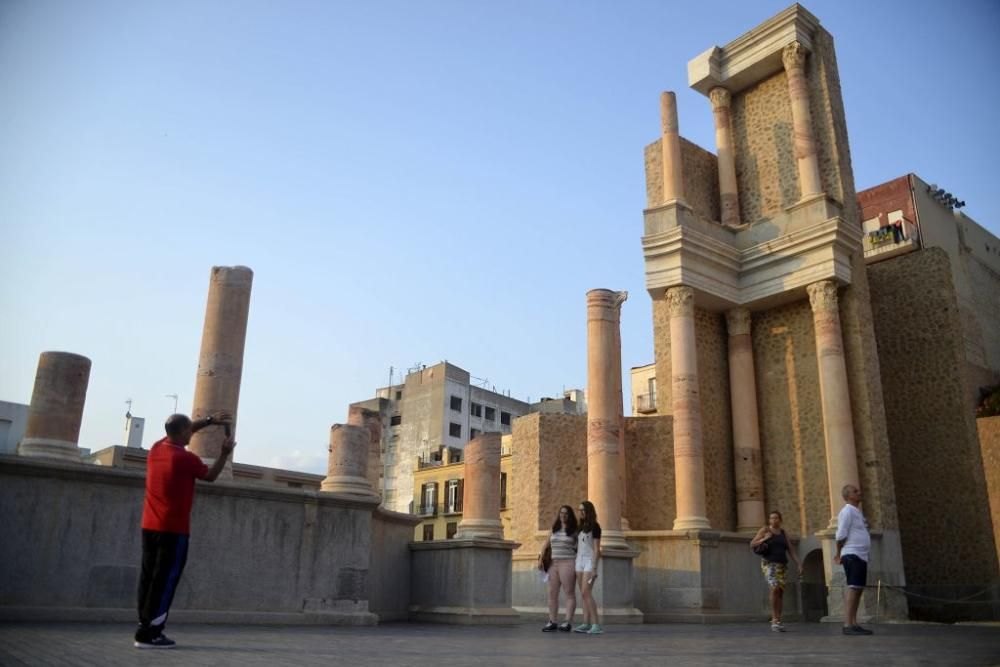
left=665, top=286, right=694, bottom=318
left=708, top=87, right=731, bottom=110
left=807, top=280, right=839, bottom=313
left=725, top=307, right=752, bottom=336
left=781, top=41, right=808, bottom=72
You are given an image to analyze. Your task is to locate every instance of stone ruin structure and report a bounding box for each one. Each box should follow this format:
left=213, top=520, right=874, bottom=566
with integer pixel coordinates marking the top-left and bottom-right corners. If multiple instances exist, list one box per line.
left=2, top=4, right=997, bottom=627
left=508, top=4, right=998, bottom=623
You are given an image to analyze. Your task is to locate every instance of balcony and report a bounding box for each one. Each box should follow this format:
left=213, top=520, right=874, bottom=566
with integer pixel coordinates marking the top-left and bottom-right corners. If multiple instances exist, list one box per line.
left=863, top=219, right=919, bottom=263
left=636, top=392, right=657, bottom=414
left=417, top=504, right=438, bottom=517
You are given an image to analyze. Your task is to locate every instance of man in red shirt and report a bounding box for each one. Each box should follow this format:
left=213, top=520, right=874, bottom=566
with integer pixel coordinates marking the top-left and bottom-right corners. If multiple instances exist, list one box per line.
left=134, top=411, right=235, bottom=649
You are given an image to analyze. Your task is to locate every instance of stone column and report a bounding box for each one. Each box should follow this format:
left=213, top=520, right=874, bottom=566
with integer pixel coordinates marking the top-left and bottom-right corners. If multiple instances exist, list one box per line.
left=660, top=91, right=686, bottom=204
left=321, top=424, right=378, bottom=498
left=615, top=319, right=629, bottom=531
left=709, top=87, right=741, bottom=227
left=455, top=432, right=503, bottom=539
left=347, top=405, right=382, bottom=496
left=18, top=351, right=91, bottom=462
left=807, top=281, right=860, bottom=528
left=666, top=286, right=711, bottom=530
left=725, top=308, right=766, bottom=531
left=586, top=289, right=629, bottom=549
left=781, top=42, right=823, bottom=199
left=188, top=265, right=253, bottom=479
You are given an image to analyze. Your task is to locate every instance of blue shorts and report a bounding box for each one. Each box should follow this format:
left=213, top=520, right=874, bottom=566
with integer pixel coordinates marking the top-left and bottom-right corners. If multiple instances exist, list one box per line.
left=841, top=554, right=868, bottom=589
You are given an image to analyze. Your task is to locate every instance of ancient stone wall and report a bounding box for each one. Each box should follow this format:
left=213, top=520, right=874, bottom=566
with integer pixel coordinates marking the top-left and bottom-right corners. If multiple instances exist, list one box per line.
left=695, top=309, right=735, bottom=531
left=509, top=414, right=587, bottom=552
left=751, top=300, right=829, bottom=536
left=976, top=416, right=1000, bottom=566
left=868, top=248, right=999, bottom=588
left=644, top=138, right=720, bottom=223
left=623, top=415, right=674, bottom=529
left=730, top=71, right=796, bottom=223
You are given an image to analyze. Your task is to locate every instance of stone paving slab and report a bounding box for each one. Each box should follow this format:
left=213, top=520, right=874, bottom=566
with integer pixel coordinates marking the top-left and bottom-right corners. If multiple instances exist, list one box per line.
left=0, top=621, right=998, bottom=666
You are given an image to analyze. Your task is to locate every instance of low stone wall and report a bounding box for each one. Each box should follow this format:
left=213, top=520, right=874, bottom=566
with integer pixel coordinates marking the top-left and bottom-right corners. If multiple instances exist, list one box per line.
left=0, top=455, right=385, bottom=625
left=370, top=507, right=421, bottom=621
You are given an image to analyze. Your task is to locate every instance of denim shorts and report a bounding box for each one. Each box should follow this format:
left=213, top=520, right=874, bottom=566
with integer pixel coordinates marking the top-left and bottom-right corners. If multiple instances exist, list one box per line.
left=841, top=554, right=868, bottom=589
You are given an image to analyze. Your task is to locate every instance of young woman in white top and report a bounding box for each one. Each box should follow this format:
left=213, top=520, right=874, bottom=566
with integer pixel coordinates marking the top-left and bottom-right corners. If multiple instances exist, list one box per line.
left=537, top=505, right=578, bottom=632
left=574, top=500, right=603, bottom=634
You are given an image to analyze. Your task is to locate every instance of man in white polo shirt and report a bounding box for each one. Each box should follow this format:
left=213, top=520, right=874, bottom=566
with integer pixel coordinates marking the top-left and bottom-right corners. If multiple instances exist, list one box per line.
left=834, top=484, right=873, bottom=635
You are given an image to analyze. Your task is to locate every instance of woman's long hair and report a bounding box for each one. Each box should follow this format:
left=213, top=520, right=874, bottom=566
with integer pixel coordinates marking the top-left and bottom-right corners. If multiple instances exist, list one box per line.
left=551, top=505, right=578, bottom=535
left=578, top=500, right=599, bottom=534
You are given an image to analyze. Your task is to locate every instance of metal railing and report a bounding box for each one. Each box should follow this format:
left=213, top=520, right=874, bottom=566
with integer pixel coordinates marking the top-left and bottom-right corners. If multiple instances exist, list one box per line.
left=636, top=392, right=657, bottom=413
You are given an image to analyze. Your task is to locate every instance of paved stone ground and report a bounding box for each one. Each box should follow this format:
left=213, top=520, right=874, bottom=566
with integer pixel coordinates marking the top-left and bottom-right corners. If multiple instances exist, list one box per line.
left=1, top=621, right=998, bottom=666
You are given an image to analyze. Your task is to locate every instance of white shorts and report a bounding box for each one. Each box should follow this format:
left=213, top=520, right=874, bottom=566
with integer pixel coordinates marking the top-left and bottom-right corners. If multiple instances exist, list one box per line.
left=575, top=555, right=594, bottom=573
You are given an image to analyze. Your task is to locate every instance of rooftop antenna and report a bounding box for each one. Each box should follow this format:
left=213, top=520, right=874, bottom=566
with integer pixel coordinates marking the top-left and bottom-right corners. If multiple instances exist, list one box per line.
left=165, top=393, right=178, bottom=414
left=124, top=397, right=133, bottom=418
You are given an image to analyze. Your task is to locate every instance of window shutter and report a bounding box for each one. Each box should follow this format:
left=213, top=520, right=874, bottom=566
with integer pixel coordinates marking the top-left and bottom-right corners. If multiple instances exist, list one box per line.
left=432, top=483, right=439, bottom=514
left=457, top=478, right=464, bottom=512
left=420, top=483, right=427, bottom=512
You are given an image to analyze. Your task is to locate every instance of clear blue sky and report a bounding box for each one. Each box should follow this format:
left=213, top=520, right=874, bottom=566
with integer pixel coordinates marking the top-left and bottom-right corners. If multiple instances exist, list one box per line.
left=2, top=0, right=998, bottom=474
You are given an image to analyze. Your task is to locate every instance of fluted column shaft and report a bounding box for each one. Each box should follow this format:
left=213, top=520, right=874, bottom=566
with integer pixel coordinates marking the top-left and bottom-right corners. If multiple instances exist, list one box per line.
left=660, top=91, right=686, bottom=204
left=807, top=281, right=860, bottom=528
left=726, top=308, right=765, bottom=531
left=189, top=265, right=253, bottom=479
left=709, top=88, right=741, bottom=227
left=455, top=432, right=503, bottom=539
left=667, top=286, right=711, bottom=530
left=782, top=42, right=823, bottom=199
left=586, top=289, right=629, bottom=548
left=18, top=351, right=91, bottom=462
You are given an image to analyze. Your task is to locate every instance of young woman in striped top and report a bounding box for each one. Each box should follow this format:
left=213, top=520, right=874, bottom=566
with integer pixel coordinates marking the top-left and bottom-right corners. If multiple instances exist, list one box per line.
left=538, top=505, right=578, bottom=632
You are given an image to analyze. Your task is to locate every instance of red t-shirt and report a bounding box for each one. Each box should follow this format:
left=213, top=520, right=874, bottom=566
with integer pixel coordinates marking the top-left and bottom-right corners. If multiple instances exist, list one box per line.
left=141, top=437, right=210, bottom=535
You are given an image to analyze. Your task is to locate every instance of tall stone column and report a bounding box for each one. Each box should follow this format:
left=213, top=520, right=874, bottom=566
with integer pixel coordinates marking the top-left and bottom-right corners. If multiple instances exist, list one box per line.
left=587, top=289, right=629, bottom=549
left=660, top=91, right=686, bottom=204
left=615, top=319, right=629, bottom=531
left=347, top=405, right=382, bottom=497
left=807, top=281, right=860, bottom=528
left=781, top=42, right=823, bottom=199
left=455, top=432, right=503, bottom=539
left=709, top=87, right=741, bottom=227
left=667, top=286, right=711, bottom=530
left=188, top=265, right=253, bottom=479
left=321, top=423, right=378, bottom=498
left=18, top=351, right=91, bottom=462
left=725, top=308, right=766, bottom=531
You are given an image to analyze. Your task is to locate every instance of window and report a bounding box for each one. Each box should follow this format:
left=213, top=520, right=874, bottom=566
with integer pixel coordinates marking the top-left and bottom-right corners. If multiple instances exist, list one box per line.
left=420, top=482, right=437, bottom=516
left=500, top=411, right=511, bottom=426
left=446, top=522, right=458, bottom=539
left=484, top=406, right=496, bottom=421
left=500, top=472, right=508, bottom=509
left=471, top=402, right=483, bottom=418
left=395, top=390, right=402, bottom=401
left=390, top=414, right=401, bottom=426
left=446, top=479, right=463, bottom=513
left=470, top=428, right=480, bottom=440
left=449, top=422, right=462, bottom=438
left=423, top=524, right=434, bottom=541
left=450, top=396, right=463, bottom=412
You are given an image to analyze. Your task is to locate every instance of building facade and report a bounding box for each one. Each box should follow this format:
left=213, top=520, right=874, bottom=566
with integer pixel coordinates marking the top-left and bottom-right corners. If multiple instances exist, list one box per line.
left=351, top=362, right=533, bottom=513
left=859, top=173, right=1000, bottom=408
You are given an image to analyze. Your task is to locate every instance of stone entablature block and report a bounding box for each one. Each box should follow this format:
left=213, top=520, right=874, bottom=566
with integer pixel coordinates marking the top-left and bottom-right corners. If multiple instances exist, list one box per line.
left=642, top=195, right=861, bottom=309
left=688, top=4, right=821, bottom=96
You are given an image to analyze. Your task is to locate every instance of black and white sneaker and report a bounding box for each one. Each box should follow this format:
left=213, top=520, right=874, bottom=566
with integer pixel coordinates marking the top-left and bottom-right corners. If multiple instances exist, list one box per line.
left=134, top=634, right=177, bottom=649
left=557, top=622, right=572, bottom=632
left=542, top=621, right=558, bottom=632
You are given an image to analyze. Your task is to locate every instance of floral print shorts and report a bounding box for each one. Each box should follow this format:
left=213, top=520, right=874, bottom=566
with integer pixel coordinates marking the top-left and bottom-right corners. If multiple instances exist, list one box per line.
left=761, top=560, right=787, bottom=589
